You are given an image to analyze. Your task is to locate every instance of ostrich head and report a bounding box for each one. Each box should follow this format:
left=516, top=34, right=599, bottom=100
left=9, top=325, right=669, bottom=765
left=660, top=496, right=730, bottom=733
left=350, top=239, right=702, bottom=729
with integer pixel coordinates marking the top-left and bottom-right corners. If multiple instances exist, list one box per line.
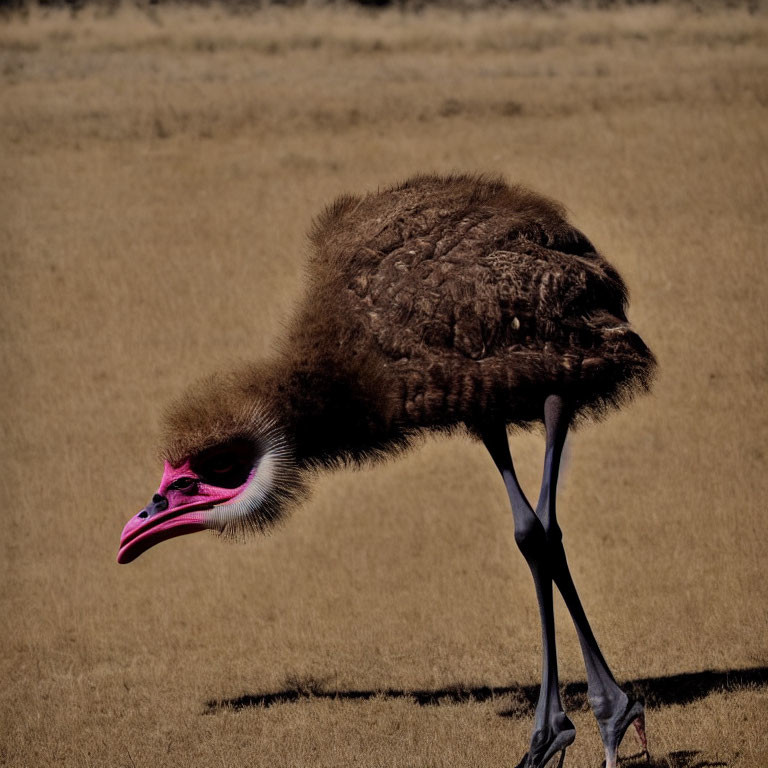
left=117, top=371, right=305, bottom=564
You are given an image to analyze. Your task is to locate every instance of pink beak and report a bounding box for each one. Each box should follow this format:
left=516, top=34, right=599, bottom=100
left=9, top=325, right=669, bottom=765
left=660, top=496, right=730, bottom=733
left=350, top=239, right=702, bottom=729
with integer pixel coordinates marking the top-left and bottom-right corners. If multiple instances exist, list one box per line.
left=117, top=460, right=242, bottom=564
left=117, top=503, right=209, bottom=564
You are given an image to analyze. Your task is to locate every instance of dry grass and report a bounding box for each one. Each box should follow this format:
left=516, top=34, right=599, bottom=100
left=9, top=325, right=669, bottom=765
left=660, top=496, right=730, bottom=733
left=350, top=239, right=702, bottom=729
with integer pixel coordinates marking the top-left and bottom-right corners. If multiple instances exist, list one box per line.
left=1, top=4, right=767, bottom=767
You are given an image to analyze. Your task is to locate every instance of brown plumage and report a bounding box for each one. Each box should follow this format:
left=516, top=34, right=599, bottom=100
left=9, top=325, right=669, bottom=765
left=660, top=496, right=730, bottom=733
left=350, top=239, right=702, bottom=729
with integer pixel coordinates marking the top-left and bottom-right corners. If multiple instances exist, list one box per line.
left=122, top=173, right=657, bottom=767
left=164, top=173, right=654, bottom=488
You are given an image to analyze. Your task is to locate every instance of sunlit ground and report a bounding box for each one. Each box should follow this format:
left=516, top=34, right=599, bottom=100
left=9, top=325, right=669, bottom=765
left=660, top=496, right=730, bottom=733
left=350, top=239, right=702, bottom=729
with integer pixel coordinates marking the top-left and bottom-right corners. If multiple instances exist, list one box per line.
left=1, top=4, right=767, bottom=766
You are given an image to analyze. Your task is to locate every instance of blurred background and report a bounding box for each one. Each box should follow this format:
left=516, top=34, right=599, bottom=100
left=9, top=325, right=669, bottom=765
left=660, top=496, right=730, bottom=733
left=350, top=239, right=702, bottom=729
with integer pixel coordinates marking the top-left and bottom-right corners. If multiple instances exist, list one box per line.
left=1, top=1, right=766, bottom=766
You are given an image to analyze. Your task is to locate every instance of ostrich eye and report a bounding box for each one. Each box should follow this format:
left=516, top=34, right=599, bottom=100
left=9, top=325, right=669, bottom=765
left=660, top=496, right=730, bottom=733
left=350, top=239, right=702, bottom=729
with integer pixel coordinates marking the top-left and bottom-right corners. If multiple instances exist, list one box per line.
left=168, top=476, right=197, bottom=492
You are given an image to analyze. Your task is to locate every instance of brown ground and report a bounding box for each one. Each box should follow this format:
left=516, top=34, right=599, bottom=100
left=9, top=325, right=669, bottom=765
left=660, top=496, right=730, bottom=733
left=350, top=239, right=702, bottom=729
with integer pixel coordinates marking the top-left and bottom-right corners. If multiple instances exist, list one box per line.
left=1, top=4, right=767, bottom=767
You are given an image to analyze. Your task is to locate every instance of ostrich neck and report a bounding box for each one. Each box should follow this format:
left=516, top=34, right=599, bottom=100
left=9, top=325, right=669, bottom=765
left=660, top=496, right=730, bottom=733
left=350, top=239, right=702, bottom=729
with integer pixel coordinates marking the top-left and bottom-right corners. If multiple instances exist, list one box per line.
left=255, top=345, right=401, bottom=469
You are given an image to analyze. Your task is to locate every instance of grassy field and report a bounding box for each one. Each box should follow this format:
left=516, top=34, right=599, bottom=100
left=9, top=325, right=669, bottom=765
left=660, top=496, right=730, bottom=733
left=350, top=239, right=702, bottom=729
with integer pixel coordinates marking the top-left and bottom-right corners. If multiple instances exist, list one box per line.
left=1, top=4, right=767, bottom=767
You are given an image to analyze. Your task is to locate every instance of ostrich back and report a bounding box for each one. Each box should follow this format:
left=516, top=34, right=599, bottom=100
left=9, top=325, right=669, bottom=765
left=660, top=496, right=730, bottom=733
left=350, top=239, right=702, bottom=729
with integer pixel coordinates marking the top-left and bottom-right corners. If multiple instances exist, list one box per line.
left=296, top=174, right=655, bottom=436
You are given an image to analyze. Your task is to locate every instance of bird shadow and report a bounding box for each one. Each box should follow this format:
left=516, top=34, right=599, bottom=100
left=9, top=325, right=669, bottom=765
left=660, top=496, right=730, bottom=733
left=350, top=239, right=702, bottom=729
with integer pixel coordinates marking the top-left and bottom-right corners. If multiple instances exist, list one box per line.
left=612, top=750, right=728, bottom=768
left=643, top=751, right=728, bottom=768
left=204, top=664, right=767, bottom=719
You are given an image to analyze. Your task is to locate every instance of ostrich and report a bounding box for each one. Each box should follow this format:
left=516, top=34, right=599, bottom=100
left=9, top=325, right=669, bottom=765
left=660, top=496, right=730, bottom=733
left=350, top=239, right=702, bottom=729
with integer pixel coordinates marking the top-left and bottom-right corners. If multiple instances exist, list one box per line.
left=118, top=174, right=655, bottom=768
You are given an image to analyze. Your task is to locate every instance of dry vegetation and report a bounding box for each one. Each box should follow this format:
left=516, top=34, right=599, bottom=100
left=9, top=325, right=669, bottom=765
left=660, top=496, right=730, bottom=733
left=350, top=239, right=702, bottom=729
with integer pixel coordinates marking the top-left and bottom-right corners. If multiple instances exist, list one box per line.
left=1, top=3, right=767, bottom=767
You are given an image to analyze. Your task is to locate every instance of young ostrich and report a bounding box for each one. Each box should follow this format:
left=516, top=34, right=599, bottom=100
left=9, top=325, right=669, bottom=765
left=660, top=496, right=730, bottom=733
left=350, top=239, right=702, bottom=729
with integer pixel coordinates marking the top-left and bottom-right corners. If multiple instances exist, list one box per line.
left=118, top=174, right=655, bottom=768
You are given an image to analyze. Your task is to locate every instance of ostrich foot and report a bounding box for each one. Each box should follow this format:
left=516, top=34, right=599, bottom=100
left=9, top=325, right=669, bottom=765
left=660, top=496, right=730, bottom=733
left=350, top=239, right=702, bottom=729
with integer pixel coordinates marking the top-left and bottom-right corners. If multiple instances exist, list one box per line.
left=516, top=713, right=576, bottom=768
left=597, top=696, right=648, bottom=768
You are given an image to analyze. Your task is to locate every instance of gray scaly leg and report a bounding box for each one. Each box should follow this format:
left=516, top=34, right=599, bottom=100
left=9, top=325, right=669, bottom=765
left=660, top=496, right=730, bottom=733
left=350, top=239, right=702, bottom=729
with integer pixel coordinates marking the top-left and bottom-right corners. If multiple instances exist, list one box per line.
left=535, top=395, right=649, bottom=768
left=484, top=427, right=576, bottom=768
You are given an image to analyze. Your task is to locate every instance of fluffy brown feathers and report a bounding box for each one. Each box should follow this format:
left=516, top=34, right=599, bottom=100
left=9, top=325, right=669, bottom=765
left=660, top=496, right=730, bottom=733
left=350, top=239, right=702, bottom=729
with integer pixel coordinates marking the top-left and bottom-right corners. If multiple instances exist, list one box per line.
left=163, top=173, right=656, bottom=472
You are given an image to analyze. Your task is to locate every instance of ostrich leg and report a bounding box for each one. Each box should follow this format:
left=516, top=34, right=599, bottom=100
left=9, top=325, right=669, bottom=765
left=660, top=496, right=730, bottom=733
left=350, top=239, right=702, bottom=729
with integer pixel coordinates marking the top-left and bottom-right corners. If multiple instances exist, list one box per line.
left=483, top=428, right=576, bottom=768
left=535, top=395, right=649, bottom=768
